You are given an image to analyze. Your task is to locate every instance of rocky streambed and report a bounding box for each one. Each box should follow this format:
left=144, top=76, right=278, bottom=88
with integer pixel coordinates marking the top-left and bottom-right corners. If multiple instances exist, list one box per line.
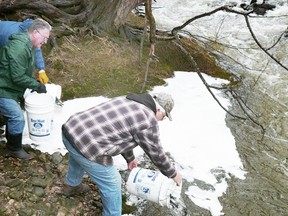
left=0, top=136, right=203, bottom=216
left=0, top=139, right=104, bottom=216
left=221, top=80, right=288, bottom=215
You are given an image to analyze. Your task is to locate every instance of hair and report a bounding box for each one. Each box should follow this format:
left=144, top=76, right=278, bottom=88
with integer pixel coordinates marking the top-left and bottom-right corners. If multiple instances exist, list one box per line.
left=28, top=18, right=52, bottom=32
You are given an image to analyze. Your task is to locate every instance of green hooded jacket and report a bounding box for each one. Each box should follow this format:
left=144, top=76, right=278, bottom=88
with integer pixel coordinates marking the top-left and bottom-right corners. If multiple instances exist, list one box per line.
left=0, top=31, right=40, bottom=102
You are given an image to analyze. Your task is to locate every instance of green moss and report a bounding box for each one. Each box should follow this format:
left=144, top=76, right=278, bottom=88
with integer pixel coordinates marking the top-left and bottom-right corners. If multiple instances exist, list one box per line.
left=52, top=59, right=65, bottom=71
left=179, top=38, right=232, bottom=80
left=122, top=195, right=137, bottom=214
left=47, top=34, right=233, bottom=101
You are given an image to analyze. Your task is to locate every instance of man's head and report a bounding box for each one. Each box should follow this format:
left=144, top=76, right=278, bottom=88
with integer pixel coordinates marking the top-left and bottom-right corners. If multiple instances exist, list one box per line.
left=28, top=18, right=52, bottom=48
left=152, top=92, right=174, bottom=121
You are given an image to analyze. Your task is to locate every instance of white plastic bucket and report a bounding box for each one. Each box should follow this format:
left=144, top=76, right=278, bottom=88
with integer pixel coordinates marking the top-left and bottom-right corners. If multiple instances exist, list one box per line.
left=45, top=83, right=62, bottom=102
left=24, top=83, right=62, bottom=104
left=126, top=167, right=182, bottom=208
left=25, top=93, right=55, bottom=141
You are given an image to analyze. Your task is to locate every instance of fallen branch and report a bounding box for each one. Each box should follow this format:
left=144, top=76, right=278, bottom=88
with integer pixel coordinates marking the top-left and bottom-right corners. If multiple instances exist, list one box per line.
left=228, top=89, right=266, bottom=134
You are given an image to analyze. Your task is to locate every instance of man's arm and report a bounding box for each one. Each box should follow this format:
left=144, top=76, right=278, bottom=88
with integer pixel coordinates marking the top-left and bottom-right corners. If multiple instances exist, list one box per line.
left=35, top=48, right=49, bottom=84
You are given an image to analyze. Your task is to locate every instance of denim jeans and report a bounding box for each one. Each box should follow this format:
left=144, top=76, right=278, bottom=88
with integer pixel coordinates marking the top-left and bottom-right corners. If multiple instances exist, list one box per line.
left=62, top=133, right=122, bottom=216
left=0, top=98, right=25, bottom=134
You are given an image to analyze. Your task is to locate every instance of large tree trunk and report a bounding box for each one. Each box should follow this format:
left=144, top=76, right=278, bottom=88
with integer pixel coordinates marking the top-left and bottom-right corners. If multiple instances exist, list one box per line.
left=0, top=0, right=145, bottom=35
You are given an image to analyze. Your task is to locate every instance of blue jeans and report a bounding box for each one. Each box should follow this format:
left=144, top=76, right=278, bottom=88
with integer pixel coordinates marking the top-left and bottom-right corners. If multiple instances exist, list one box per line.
left=0, top=98, right=25, bottom=134
left=62, top=134, right=122, bottom=216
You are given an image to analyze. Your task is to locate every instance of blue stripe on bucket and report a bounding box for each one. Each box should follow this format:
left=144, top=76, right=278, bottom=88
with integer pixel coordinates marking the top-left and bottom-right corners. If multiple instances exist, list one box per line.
left=133, top=168, right=142, bottom=183
left=29, top=133, right=50, bottom=137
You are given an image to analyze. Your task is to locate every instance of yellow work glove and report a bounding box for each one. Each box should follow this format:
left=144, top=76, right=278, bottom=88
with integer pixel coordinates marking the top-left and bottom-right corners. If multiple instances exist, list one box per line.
left=38, top=70, right=49, bottom=84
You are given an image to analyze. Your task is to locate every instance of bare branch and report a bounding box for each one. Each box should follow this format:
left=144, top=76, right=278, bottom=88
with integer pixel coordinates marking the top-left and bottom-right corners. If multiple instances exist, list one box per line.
left=170, top=5, right=288, bottom=73
left=172, top=40, right=246, bottom=120
left=228, top=89, right=266, bottom=134
left=244, top=15, right=288, bottom=71
left=141, top=0, right=159, bottom=92
left=171, top=6, right=249, bottom=35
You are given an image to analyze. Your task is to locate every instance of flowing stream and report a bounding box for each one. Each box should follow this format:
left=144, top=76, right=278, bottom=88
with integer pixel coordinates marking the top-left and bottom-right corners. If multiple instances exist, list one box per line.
left=222, top=81, right=288, bottom=215
left=138, top=0, right=288, bottom=215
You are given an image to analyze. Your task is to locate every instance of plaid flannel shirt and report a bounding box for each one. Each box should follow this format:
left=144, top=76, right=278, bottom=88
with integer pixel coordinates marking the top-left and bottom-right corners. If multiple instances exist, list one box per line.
left=62, top=96, right=177, bottom=178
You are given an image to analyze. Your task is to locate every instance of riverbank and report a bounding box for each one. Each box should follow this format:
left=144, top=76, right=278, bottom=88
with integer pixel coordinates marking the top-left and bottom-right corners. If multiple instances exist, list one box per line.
left=0, top=33, right=228, bottom=215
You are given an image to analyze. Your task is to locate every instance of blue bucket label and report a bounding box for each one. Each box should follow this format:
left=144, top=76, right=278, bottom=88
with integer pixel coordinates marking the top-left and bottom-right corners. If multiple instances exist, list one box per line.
left=33, top=122, right=43, bottom=129
left=141, top=187, right=150, bottom=194
left=28, top=116, right=53, bottom=138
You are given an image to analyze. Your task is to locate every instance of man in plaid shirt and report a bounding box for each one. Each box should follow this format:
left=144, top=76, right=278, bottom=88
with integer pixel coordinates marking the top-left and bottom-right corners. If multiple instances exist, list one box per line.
left=61, top=92, right=182, bottom=215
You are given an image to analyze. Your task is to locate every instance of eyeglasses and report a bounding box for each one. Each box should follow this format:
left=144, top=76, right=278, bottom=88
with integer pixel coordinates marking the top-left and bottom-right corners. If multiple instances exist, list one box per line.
left=36, top=30, right=49, bottom=41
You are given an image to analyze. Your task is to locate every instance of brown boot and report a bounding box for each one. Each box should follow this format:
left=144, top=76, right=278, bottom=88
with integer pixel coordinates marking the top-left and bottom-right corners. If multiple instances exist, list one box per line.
left=62, top=183, right=90, bottom=196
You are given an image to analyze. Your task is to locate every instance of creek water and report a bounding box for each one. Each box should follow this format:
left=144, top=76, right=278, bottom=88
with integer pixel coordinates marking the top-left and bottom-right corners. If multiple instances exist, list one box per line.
left=222, top=83, right=288, bottom=215
left=147, top=0, right=288, bottom=215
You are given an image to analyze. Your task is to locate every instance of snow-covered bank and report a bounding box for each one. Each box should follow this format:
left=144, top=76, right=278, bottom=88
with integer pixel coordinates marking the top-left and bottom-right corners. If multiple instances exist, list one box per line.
left=23, top=72, right=245, bottom=216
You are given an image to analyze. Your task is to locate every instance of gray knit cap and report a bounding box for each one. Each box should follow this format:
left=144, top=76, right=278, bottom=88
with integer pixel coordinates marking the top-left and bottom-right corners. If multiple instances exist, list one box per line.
left=152, top=92, right=174, bottom=121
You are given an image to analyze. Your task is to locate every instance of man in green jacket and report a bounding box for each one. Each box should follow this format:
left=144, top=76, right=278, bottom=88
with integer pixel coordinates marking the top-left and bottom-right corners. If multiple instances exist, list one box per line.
left=0, top=18, right=52, bottom=160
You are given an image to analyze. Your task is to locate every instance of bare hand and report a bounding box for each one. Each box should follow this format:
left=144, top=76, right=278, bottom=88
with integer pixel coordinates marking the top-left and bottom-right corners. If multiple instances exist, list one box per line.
left=128, top=159, right=137, bottom=170
left=173, top=172, right=182, bottom=186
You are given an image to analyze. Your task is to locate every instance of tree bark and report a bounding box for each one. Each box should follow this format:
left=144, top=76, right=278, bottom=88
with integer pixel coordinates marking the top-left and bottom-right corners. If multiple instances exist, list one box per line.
left=0, top=0, right=145, bottom=35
